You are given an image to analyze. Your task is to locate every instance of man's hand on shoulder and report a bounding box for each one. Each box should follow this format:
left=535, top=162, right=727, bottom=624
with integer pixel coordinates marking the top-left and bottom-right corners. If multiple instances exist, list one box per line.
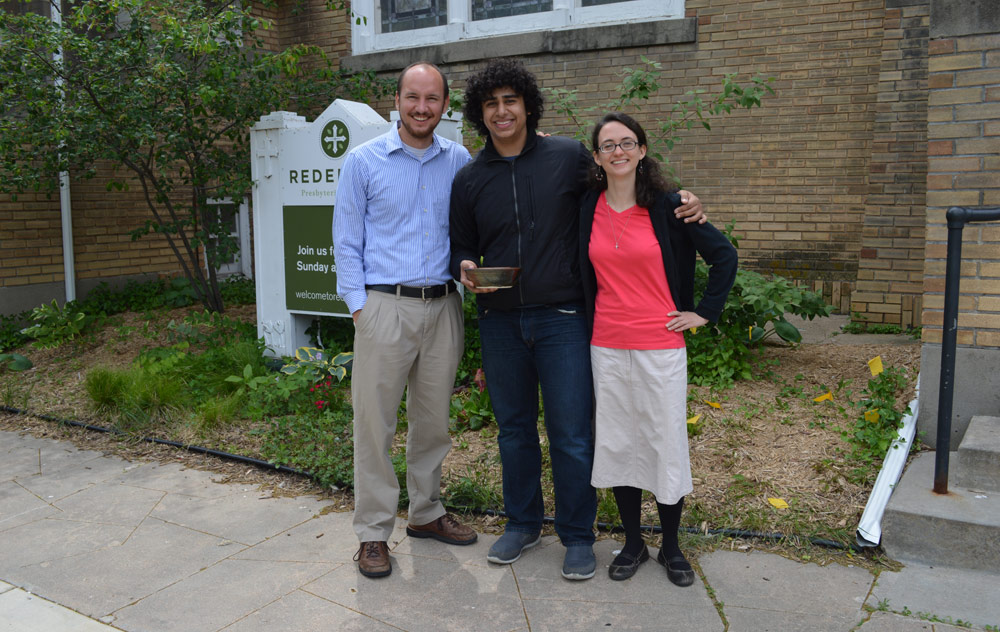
left=675, top=190, right=707, bottom=224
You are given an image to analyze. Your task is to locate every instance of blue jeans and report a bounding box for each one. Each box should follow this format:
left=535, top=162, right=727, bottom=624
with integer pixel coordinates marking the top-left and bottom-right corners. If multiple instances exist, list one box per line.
left=478, top=303, right=597, bottom=545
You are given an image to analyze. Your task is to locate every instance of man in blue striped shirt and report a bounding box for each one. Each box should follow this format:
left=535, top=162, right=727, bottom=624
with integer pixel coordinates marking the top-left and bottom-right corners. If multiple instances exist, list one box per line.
left=333, top=62, right=477, bottom=579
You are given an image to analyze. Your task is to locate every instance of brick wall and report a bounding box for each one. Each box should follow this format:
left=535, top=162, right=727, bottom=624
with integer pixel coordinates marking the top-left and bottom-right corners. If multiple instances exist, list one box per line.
left=1, top=1, right=942, bottom=322
left=0, top=190, right=63, bottom=289
left=341, top=0, right=933, bottom=319
left=853, top=1, right=929, bottom=328
left=922, top=32, right=1000, bottom=348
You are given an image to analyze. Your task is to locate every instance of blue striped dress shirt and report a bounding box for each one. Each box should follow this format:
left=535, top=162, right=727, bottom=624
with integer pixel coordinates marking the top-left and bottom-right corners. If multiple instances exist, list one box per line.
left=333, top=124, right=471, bottom=313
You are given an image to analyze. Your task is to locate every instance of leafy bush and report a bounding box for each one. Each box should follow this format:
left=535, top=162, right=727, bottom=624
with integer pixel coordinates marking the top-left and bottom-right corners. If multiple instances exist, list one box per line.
left=456, top=291, right=484, bottom=385
left=0, top=312, right=30, bottom=352
left=219, top=275, right=256, bottom=306
left=305, top=315, right=355, bottom=355
left=686, top=222, right=833, bottom=387
left=450, top=369, right=493, bottom=432
left=260, top=408, right=355, bottom=490
left=849, top=366, right=911, bottom=464
left=21, top=300, right=100, bottom=349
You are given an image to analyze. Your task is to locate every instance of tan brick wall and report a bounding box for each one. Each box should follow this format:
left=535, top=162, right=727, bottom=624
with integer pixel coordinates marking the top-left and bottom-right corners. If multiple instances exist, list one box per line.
left=2, top=1, right=941, bottom=324
left=408, top=1, right=928, bottom=319
left=922, top=32, right=1000, bottom=348
left=0, top=189, right=62, bottom=288
left=853, top=2, right=929, bottom=327
left=0, top=169, right=192, bottom=295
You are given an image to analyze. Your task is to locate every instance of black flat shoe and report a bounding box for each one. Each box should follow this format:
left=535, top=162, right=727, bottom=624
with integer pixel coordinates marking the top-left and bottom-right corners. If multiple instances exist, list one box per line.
left=656, top=549, right=695, bottom=587
left=608, top=545, right=650, bottom=581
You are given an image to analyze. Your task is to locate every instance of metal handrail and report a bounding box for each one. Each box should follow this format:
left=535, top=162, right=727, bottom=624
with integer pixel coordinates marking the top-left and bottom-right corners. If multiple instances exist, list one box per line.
left=934, top=206, right=1000, bottom=494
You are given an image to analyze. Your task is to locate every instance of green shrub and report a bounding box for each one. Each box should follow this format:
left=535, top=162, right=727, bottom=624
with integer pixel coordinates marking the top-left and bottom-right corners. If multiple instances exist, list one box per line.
left=456, top=291, right=483, bottom=385
left=305, top=316, right=355, bottom=354
left=21, top=300, right=99, bottom=348
left=0, top=312, right=30, bottom=352
left=260, top=408, right=355, bottom=490
left=849, top=366, right=911, bottom=466
left=219, top=275, right=256, bottom=306
left=686, top=222, right=833, bottom=387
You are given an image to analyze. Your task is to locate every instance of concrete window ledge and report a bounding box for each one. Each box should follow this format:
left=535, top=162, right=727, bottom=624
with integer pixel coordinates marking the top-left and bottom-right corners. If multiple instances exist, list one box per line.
left=341, top=17, right=696, bottom=74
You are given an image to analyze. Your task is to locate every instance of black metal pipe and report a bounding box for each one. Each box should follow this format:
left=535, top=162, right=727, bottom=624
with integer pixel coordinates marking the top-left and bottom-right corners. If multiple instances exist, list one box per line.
left=934, top=207, right=1000, bottom=494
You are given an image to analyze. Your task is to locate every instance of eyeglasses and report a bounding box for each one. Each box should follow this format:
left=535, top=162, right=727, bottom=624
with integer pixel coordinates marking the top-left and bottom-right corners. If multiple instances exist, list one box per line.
left=597, top=139, right=639, bottom=154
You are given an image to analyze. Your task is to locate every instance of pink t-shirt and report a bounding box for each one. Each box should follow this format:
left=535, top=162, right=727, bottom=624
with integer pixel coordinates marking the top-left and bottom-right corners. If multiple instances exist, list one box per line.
left=590, top=192, right=686, bottom=350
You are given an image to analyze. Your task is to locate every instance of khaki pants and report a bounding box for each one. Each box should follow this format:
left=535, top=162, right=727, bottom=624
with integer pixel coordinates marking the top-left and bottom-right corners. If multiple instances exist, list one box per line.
left=350, top=289, right=463, bottom=542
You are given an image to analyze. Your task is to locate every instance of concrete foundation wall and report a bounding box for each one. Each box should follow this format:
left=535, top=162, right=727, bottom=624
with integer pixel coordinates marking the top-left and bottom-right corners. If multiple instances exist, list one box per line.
left=917, top=344, right=1000, bottom=449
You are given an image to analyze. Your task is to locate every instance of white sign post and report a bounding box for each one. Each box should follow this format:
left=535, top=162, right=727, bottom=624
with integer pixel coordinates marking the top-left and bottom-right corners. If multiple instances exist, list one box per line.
left=249, top=100, right=463, bottom=358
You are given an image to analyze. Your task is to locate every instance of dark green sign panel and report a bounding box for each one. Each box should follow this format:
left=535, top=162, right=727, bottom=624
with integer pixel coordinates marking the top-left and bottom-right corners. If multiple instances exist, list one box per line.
left=282, top=205, right=348, bottom=314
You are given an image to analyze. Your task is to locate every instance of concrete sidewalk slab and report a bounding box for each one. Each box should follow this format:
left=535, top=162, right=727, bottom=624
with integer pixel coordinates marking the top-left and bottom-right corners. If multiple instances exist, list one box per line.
left=0, top=480, right=58, bottom=531
left=109, top=462, right=260, bottom=500
left=0, top=434, right=110, bottom=481
left=304, top=548, right=527, bottom=632
left=870, top=562, right=1000, bottom=630
left=0, top=516, right=133, bottom=570
left=150, top=489, right=323, bottom=546
left=111, top=559, right=337, bottom=632
left=8, top=518, right=237, bottom=619
left=52, top=482, right=165, bottom=527
left=14, top=456, right=139, bottom=502
left=700, top=550, right=873, bottom=631
left=222, top=588, right=401, bottom=632
left=0, top=582, right=118, bottom=632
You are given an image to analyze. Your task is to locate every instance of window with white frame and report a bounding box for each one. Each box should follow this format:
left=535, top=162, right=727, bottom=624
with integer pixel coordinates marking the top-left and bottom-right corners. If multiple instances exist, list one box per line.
left=352, top=0, right=683, bottom=54
left=204, top=199, right=252, bottom=279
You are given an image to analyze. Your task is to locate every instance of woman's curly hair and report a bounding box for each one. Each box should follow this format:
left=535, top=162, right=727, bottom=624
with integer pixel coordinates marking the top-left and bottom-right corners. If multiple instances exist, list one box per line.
left=463, top=58, right=544, bottom=138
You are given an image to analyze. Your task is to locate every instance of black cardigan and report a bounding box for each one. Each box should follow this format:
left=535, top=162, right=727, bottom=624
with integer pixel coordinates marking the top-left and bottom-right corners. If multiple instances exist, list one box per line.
left=579, top=189, right=738, bottom=334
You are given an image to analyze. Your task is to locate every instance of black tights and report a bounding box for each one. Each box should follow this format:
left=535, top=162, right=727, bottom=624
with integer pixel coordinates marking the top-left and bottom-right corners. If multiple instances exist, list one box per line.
left=612, top=486, right=683, bottom=558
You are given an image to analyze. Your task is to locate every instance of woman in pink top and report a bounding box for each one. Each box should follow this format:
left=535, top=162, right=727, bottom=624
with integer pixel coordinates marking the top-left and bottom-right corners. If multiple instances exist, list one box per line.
left=579, top=112, right=737, bottom=584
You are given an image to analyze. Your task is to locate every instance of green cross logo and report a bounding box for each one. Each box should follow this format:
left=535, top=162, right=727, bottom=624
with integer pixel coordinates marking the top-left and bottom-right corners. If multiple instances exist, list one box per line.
left=321, top=120, right=350, bottom=159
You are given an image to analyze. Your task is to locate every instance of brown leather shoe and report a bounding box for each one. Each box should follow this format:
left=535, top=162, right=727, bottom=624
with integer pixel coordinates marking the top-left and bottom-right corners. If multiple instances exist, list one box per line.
left=406, top=513, right=478, bottom=545
left=355, top=541, right=391, bottom=578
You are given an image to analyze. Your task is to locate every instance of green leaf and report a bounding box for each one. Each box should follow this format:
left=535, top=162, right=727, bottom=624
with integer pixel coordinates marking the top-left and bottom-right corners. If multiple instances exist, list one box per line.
left=773, top=318, right=802, bottom=343
left=0, top=353, right=33, bottom=371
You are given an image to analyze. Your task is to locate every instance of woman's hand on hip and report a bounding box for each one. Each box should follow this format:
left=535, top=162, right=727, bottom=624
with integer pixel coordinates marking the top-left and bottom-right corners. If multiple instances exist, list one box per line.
left=666, top=311, right=708, bottom=332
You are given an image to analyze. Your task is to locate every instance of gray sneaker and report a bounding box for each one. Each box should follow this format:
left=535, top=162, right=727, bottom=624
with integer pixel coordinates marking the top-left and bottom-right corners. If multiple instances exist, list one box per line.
left=487, top=531, right=541, bottom=564
left=561, top=544, right=596, bottom=580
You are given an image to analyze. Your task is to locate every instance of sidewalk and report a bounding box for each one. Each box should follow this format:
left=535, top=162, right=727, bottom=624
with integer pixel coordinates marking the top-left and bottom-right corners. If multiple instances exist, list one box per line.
left=2, top=428, right=998, bottom=632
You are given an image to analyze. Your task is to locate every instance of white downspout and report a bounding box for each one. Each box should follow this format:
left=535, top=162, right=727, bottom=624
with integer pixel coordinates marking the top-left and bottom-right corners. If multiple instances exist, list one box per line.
left=52, top=2, right=75, bottom=302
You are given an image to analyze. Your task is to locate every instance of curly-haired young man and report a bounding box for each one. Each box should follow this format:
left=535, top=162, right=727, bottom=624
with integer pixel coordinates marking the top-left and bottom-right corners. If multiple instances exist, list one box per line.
left=449, top=58, right=704, bottom=580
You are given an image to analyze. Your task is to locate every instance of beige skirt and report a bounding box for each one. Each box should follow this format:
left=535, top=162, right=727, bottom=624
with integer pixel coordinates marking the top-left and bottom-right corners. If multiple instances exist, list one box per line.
left=590, top=345, right=693, bottom=505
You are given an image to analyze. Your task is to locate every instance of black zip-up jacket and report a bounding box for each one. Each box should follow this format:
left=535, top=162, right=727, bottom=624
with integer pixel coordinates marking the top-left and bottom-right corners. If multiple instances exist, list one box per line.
left=449, top=132, right=592, bottom=310
left=579, top=188, right=738, bottom=335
